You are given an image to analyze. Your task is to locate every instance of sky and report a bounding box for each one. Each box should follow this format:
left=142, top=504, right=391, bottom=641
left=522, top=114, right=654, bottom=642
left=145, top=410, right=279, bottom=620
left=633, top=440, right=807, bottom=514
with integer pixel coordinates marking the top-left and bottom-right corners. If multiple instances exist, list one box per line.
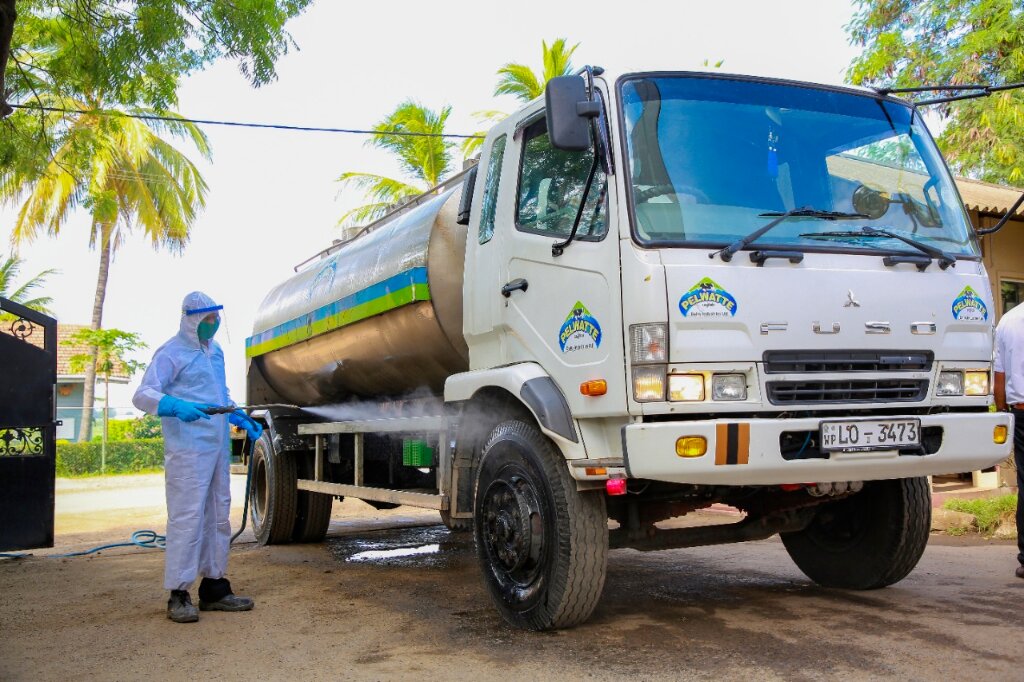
left=2, top=0, right=864, bottom=410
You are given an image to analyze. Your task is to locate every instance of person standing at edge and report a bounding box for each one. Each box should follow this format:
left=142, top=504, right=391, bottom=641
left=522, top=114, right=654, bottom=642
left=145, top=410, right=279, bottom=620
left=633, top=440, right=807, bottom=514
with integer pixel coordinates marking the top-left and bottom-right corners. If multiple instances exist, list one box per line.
left=133, top=291, right=263, bottom=622
left=993, top=300, right=1024, bottom=580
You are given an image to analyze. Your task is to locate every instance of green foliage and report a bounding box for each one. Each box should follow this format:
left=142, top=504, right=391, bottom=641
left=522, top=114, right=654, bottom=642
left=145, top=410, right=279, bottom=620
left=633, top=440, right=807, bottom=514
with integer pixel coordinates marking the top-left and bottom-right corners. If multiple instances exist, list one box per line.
left=944, top=494, right=1018, bottom=534
left=337, top=101, right=456, bottom=225
left=0, top=253, right=55, bottom=315
left=89, top=416, right=159, bottom=442
left=57, top=438, right=165, bottom=476
left=4, top=1, right=311, bottom=113
left=128, top=414, right=162, bottom=440
left=64, top=327, right=146, bottom=381
left=495, top=38, right=579, bottom=103
left=846, top=0, right=1024, bottom=184
left=1, top=94, right=212, bottom=255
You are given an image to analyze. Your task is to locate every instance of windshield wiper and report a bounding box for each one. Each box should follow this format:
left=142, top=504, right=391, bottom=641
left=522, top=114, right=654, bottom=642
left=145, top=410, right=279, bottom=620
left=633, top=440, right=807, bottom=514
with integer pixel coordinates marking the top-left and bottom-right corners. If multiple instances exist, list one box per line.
left=758, top=209, right=868, bottom=220
left=711, top=207, right=868, bottom=262
left=801, top=227, right=958, bottom=270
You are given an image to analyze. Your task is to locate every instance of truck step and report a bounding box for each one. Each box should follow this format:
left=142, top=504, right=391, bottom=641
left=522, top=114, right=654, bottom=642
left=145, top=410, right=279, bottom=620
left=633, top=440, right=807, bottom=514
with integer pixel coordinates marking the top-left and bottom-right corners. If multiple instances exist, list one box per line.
left=296, top=479, right=447, bottom=511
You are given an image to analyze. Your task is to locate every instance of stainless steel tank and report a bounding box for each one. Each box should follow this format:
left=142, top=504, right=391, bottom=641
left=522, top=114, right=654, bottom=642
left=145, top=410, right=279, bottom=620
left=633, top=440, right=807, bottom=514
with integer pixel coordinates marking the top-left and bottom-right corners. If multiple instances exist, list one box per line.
left=247, top=184, right=469, bottom=405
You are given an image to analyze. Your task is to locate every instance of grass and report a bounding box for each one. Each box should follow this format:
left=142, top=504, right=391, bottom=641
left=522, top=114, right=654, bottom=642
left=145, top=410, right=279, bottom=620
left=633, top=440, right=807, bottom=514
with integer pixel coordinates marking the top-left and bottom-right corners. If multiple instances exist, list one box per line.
left=943, top=494, right=1018, bottom=535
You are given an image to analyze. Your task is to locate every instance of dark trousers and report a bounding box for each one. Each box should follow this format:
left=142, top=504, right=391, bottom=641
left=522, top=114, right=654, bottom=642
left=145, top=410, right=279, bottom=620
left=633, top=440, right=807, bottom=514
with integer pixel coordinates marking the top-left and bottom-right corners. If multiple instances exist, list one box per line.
left=1014, top=409, right=1024, bottom=566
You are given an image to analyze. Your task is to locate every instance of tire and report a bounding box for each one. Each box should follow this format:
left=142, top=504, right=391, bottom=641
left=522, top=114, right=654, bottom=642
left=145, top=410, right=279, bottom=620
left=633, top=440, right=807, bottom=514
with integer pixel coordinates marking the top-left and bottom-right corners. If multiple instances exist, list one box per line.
left=781, top=476, right=931, bottom=589
left=474, top=419, right=608, bottom=630
left=291, top=454, right=333, bottom=544
left=250, top=432, right=297, bottom=545
left=440, top=508, right=473, bottom=532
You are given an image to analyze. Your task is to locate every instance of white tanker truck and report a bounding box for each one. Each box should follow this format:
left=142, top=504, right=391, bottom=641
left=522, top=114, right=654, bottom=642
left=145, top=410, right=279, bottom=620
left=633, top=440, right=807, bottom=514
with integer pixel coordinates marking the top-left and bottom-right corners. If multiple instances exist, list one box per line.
left=243, top=68, right=1013, bottom=630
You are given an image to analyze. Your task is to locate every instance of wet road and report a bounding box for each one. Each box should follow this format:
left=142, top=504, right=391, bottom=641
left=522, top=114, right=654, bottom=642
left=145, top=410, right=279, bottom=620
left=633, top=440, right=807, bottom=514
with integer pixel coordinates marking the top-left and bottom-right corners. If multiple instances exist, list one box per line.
left=3, top=511, right=1022, bottom=680
left=325, top=524, right=1024, bottom=680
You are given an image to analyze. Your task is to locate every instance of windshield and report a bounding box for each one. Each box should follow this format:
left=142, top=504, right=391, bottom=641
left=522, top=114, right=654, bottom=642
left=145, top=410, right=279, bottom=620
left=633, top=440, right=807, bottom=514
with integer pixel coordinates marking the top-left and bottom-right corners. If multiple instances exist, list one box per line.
left=619, top=75, right=980, bottom=257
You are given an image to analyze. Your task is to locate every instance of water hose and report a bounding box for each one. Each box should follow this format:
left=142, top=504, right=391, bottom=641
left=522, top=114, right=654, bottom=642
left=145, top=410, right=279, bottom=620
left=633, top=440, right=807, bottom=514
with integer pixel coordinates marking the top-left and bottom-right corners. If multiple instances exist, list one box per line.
left=230, top=432, right=256, bottom=544
left=0, top=530, right=165, bottom=560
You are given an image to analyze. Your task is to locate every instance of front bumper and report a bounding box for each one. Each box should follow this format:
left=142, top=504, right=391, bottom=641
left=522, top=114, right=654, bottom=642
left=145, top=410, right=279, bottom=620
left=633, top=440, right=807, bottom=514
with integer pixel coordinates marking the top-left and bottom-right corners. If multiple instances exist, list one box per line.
left=623, top=412, right=1012, bottom=485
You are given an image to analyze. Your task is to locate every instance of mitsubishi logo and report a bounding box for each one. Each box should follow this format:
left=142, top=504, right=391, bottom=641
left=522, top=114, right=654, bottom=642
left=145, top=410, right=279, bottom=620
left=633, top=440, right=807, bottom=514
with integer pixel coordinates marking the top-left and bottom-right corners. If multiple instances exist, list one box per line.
left=844, top=290, right=861, bottom=308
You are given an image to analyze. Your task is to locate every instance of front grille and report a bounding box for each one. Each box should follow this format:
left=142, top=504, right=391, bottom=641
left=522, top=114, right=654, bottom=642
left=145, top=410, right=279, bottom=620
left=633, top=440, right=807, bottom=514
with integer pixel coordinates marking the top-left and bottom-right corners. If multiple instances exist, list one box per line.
left=763, top=350, right=933, bottom=374
left=766, top=379, right=928, bottom=404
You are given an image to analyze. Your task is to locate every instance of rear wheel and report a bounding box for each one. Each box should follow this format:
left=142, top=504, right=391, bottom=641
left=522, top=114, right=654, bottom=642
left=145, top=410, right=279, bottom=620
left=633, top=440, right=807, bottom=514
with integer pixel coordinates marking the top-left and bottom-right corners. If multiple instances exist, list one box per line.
left=474, top=420, right=607, bottom=630
left=291, top=454, right=333, bottom=543
left=250, top=432, right=297, bottom=545
left=781, top=476, right=931, bottom=589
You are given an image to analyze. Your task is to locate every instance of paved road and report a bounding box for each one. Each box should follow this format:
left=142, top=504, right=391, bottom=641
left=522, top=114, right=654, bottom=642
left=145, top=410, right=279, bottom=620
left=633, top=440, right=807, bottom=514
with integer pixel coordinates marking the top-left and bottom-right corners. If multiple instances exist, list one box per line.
left=2, top=495, right=1022, bottom=680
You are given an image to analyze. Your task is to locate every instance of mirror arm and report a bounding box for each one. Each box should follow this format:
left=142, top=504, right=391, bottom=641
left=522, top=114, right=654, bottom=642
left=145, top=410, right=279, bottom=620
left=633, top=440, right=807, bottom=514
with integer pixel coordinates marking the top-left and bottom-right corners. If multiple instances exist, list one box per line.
left=552, top=153, right=600, bottom=257
left=976, top=191, right=1024, bottom=236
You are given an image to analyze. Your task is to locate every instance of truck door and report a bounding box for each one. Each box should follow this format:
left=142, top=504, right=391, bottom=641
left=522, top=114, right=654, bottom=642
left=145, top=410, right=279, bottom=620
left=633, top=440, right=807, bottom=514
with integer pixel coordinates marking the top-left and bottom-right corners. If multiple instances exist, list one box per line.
left=493, top=104, right=626, bottom=418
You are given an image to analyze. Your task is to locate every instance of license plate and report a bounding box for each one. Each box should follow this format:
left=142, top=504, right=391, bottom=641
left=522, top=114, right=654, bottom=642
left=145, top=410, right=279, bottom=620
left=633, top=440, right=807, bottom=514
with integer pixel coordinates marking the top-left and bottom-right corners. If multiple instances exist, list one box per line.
left=819, top=418, right=921, bottom=452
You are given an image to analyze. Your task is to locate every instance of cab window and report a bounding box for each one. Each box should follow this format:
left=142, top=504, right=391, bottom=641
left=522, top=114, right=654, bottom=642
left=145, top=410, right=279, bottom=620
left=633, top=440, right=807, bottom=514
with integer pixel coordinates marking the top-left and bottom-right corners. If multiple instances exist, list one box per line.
left=478, top=134, right=507, bottom=244
left=515, top=117, right=607, bottom=239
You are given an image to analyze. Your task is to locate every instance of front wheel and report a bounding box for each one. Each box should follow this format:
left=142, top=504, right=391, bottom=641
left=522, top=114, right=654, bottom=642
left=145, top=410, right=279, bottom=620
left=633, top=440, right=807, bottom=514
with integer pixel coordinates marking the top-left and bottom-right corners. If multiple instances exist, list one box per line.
left=474, top=420, right=608, bottom=630
left=781, top=476, right=931, bottom=589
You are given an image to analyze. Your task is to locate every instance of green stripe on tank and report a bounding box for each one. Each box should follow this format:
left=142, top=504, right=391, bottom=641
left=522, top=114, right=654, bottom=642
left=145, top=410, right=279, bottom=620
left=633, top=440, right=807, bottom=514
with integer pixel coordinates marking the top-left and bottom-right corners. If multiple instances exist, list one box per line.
left=246, top=282, right=431, bottom=358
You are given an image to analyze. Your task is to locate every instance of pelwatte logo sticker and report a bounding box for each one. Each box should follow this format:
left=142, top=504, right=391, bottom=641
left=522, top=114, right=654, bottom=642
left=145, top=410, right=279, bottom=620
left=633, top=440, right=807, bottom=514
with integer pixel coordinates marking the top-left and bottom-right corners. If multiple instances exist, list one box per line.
left=679, top=277, right=738, bottom=318
left=951, top=286, right=988, bottom=321
left=559, top=301, right=602, bottom=352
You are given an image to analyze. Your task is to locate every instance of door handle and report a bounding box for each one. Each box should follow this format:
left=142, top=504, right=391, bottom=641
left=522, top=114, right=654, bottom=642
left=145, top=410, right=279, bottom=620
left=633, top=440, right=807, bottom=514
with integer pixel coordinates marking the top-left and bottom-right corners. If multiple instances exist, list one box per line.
left=501, top=278, right=529, bottom=298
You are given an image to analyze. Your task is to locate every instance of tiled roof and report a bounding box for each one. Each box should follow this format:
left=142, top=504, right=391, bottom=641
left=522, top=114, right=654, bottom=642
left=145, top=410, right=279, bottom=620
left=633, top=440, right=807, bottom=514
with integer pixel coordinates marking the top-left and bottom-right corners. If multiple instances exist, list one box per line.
left=954, top=177, right=1024, bottom=217
left=0, top=321, right=131, bottom=381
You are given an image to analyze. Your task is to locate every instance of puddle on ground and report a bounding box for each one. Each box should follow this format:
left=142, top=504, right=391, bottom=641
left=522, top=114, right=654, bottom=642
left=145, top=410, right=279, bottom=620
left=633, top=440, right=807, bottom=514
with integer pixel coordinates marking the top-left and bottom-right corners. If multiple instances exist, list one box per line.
left=327, top=525, right=473, bottom=569
left=351, top=544, right=441, bottom=561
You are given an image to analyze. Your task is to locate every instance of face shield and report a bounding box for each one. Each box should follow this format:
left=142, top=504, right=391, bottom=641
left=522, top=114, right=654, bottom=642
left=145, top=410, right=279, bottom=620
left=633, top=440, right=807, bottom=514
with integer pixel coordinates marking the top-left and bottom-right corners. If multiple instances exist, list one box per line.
left=183, top=303, right=230, bottom=343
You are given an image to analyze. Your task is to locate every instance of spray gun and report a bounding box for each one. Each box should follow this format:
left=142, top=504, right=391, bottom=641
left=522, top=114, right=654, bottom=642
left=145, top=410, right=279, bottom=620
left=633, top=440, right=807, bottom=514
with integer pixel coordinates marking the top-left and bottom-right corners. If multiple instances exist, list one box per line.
left=201, top=403, right=302, bottom=415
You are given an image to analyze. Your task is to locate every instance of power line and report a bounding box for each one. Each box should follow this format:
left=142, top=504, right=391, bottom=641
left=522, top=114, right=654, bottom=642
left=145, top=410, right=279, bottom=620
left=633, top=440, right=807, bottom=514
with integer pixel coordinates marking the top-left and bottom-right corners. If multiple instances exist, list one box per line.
left=9, top=103, right=485, bottom=139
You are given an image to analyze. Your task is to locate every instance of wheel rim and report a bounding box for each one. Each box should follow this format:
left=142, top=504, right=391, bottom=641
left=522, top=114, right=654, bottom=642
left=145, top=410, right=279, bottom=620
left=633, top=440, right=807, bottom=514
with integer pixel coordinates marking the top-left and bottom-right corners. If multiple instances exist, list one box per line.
left=479, top=464, right=546, bottom=607
left=252, top=449, right=269, bottom=528
left=806, top=494, right=869, bottom=551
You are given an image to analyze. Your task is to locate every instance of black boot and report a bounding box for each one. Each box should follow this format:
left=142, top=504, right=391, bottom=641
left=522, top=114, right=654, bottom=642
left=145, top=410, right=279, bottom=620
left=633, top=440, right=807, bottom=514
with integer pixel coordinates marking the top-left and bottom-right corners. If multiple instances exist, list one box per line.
left=198, top=577, right=254, bottom=612
left=167, top=590, right=199, bottom=623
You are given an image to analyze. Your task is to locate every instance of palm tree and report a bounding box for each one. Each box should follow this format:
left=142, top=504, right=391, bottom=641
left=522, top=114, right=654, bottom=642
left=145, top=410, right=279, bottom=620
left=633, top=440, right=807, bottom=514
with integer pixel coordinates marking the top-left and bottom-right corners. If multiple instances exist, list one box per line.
left=0, top=253, right=55, bottom=316
left=495, top=38, right=579, bottom=103
left=337, top=101, right=455, bottom=225
left=460, top=39, right=580, bottom=159
left=0, top=90, right=210, bottom=441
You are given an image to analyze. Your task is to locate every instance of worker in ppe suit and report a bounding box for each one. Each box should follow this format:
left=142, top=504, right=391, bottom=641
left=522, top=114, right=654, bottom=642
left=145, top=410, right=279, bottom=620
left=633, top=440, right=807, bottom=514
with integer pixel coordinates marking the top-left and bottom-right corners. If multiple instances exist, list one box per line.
left=133, top=291, right=263, bottom=623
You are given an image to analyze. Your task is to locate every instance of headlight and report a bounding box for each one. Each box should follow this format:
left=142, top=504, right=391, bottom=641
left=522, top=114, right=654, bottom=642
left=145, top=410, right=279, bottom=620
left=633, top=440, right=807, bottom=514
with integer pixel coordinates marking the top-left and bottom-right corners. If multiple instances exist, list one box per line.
left=668, top=374, right=704, bottom=401
left=633, top=366, right=666, bottom=402
left=964, top=370, right=990, bottom=396
left=630, top=323, right=667, bottom=364
left=711, top=373, right=747, bottom=401
left=936, top=371, right=964, bottom=396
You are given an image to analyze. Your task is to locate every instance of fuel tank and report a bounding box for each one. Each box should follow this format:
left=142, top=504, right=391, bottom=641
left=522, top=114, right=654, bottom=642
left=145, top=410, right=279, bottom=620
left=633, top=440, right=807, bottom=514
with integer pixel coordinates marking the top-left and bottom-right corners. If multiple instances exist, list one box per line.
left=246, top=184, right=469, bottom=405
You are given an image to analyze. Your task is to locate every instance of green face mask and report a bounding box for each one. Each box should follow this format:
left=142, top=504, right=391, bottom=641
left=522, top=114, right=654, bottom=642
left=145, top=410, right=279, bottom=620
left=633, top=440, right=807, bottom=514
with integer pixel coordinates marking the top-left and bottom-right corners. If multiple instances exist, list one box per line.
left=197, top=318, right=220, bottom=341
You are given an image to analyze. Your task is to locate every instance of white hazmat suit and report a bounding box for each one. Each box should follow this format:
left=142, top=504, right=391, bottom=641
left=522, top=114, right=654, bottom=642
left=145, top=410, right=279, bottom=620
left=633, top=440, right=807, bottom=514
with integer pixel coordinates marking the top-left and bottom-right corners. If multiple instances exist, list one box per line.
left=133, top=291, right=232, bottom=591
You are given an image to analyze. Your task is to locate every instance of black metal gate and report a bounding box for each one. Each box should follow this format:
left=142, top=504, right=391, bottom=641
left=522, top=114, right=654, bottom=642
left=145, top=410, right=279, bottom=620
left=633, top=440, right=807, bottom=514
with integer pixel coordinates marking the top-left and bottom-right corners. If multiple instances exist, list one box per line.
left=0, top=297, right=57, bottom=550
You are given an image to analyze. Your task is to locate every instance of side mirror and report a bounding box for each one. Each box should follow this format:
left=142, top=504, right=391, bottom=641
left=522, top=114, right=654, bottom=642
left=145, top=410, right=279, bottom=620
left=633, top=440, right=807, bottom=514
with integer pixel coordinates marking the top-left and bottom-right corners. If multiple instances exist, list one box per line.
left=456, top=164, right=478, bottom=225
left=545, top=75, right=599, bottom=151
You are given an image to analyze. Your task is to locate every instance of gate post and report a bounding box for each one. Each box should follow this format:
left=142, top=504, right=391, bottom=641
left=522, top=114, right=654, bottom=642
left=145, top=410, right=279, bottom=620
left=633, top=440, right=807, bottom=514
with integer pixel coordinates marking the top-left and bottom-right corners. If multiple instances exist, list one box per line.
left=0, top=297, right=58, bottom=551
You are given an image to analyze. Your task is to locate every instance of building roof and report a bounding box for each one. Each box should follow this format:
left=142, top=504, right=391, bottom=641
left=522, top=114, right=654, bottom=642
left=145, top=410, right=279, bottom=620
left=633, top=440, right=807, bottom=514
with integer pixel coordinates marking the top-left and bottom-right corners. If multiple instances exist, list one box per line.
left=954, top=177, right=1024, bottom=217
left=0, top=322, right=131, bottom=382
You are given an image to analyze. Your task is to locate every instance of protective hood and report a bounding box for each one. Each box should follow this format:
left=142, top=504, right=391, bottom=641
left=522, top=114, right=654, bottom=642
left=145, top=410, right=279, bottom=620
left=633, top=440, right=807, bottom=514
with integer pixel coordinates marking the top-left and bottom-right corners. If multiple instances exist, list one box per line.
left=179, top=291, right=222, bottom=348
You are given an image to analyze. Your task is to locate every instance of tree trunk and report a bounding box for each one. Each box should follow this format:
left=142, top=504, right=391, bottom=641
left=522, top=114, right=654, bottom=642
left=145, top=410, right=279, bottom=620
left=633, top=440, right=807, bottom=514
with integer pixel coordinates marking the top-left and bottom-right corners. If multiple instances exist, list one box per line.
left=0, top=0, right=16, bottom=119
left=77, top=230, right=111, bottom=442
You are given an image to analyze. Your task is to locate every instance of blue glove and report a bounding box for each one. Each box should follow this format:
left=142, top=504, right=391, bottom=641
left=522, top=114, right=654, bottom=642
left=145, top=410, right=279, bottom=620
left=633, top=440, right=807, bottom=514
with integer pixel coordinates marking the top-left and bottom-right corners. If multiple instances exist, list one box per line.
left=157, top=396, right=213, bottom=423
left=229, top=409, right=263, bottom=441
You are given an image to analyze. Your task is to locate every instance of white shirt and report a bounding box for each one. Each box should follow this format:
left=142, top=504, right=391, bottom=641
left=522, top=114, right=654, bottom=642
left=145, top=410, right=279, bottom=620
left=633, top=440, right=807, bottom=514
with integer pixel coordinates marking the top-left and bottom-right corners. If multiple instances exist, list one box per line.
left=994, top=303, right=1024, bottom=405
